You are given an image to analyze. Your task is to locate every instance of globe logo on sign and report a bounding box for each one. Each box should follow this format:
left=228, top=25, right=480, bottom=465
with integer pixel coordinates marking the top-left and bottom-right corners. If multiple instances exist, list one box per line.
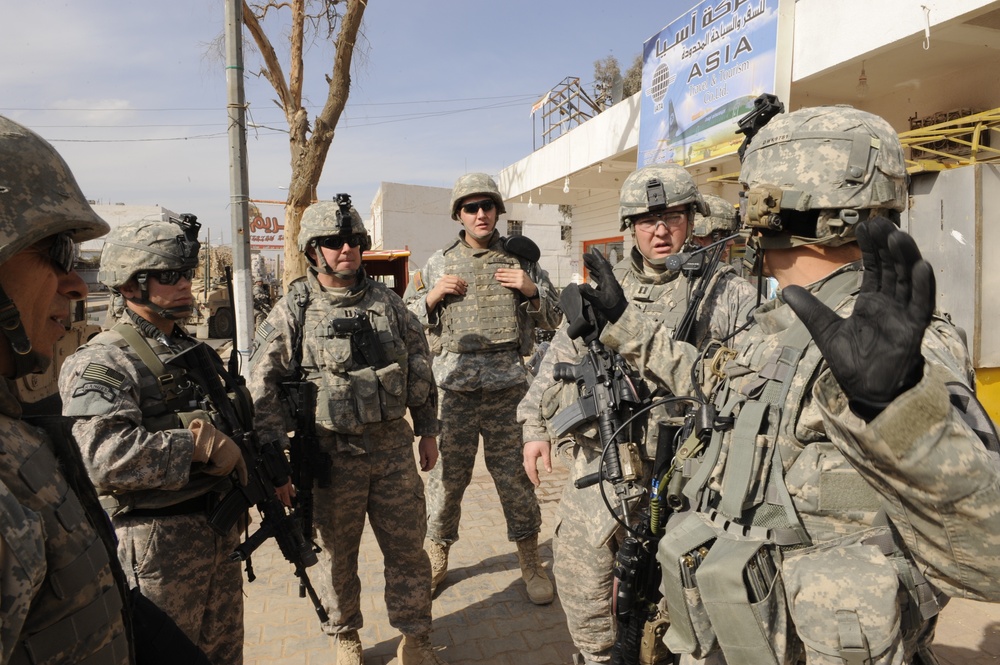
left=649, top=63, right=672, bottom=103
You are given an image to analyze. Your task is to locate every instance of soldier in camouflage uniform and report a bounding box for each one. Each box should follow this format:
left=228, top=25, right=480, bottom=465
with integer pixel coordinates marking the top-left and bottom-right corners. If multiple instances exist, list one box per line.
left=59, top=215, right=254, bottom=665
left=579, top=105, right=1000, bottom=664
left=691, top=193, right=741, bottom=264
left=248, top=198, right=444, bottom=665
left=519, top=164, right=756, bottom=665
left=0, top=115, right=135, bottom=665
left=404, top=172, right=562, bottom=604
left=252, top=278, right=272, bottom=327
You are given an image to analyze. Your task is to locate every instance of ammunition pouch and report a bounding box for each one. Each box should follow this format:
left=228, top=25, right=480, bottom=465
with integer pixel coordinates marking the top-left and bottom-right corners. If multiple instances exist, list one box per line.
left=658, top=511, right=788, bottom=664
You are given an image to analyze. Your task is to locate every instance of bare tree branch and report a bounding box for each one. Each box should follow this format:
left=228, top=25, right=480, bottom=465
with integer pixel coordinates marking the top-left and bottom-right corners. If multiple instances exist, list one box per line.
left=241, top=0, right=367, bottom=285
left=242, top=1, right=293, bottom=116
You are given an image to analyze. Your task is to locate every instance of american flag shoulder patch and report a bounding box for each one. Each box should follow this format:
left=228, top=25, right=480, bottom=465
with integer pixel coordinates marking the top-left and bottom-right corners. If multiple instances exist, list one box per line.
left=412, top=271, right=425, bottom=292
left=80, top=363, right=126, bottom=389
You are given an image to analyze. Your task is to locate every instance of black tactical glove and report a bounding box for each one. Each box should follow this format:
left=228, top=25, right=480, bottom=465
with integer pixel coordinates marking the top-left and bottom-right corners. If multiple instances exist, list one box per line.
left=783, top=216, right=934, bottom=421
left=578, top=248, right=628, bottom=326
left=559, top=284, right=600, bottom=343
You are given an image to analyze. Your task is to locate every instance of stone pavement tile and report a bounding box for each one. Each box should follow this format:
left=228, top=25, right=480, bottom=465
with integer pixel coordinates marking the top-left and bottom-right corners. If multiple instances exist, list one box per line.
left=933, top=598, right=1000, bottom=664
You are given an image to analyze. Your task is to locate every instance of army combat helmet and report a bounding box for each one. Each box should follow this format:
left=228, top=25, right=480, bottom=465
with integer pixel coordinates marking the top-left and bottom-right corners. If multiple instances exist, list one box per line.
left=739, top=104, right=908, bottom=252
left=99, top=215, right=201, bottom=320
left=298, top=194, right=370, bottom=279
left=692, top=194, right=739, bottom=239
left=618, top=163, right=708, bottom=267
left=450, top=173, right=507, bottom=220
left=0, top=115, right=110, bottom=377
left=618, top=163, right=709, bottom=232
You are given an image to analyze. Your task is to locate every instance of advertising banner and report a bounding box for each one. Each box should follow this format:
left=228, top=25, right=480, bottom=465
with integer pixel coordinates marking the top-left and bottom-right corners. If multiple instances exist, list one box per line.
left=638, top=0, right=791, bottom=167
left=249, top=201, right=285, bottom=250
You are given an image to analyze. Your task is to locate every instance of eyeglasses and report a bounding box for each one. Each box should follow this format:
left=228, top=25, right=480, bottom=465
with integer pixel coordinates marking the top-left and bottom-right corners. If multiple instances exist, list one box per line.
left=632, top=212, right=688, bottom=232
left=316, top=235, right=366, bottom=250
left=143, top=268, right=195, bottom=285
left=460, top=199, right=496, bottom=215
left=38, top=232, right=78, bottom=273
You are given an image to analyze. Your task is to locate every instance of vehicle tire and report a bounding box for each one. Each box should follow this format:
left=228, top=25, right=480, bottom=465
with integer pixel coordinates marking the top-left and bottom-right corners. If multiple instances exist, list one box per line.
left=209, top=307, right=234, bottom=339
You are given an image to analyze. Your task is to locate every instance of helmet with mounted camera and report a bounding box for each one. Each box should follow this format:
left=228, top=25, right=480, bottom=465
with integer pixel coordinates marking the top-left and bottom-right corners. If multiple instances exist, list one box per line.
left=298, top=199, right=370, bottom=253
left=739, top=104, right=908, bottom=249
left=99, top=216, right=201, bottom=290
left=450, top=172, right=506, bottom=220
left=618, top=163, right=709, bottom=232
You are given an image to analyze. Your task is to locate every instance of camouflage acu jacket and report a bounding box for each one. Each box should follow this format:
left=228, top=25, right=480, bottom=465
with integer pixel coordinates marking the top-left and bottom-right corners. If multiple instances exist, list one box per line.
left=404, top=230, right=562, bottom=392
left=249, top=272, right=439, bottom=456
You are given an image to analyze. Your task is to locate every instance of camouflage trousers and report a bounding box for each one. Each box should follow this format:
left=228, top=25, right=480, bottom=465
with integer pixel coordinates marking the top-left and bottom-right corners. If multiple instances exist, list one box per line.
left=116, top=512, right=243, bottom=665
left=553, top=469, right=620, bottom=662
left=426, top=383, right=542, bottom=544
left=314, top=445, right=433, bottom=637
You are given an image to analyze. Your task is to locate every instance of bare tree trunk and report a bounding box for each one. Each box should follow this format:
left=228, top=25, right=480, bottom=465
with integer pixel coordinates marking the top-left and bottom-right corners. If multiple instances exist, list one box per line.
left=242, top=0, right=367, bottom=289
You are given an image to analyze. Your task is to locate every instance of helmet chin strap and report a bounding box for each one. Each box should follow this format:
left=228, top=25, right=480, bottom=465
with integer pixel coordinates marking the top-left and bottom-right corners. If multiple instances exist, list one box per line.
left=126, top=274, right=192, bottom=321
left=309, top=244, right=363, bottom=283
left=119, top=293, right=192, bottom=321
left=0, top=284, right=49, bottom=378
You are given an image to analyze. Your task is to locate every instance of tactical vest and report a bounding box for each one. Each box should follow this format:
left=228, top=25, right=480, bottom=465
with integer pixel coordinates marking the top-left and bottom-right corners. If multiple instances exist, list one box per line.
left=2, top=415, right=130, bottom=665
left=613, top=260, right=688, bottom=336
left=542, top=261, right=690, bottom=459
left=89, top=323, right=235, bottom=513
left=439, top=248, right=521, bottom=353
left=287, top=281, right=410, bottom=436
left=657, top=269, right=940, bottom=665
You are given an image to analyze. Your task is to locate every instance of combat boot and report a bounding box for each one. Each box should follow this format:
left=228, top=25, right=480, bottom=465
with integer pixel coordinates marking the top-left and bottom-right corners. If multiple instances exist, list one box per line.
left=427, top=540, right=450, bottom=594
left=516, top=534, right=554, bottom=605
left=397, top=634, right=445, bottom=665
left=336, top=630, right=363, bottom=665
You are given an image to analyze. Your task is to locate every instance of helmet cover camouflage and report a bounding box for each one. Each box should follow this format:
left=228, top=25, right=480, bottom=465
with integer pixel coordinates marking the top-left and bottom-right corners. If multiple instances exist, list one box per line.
left=618, top=163, right=709, bottom=231
left=297, top=199, right=369, bottom=253
left=450, top=172, right=507, bottom=220
left=0, top=115, right=109, bottom=266
left=692, top=194, right=739, bottom=237
left=99, top=217, right=201, bottom=288
left=739, top=105, right=908, bottom=247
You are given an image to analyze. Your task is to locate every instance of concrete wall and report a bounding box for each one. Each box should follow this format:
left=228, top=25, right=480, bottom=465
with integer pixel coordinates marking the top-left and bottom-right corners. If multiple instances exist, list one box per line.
left=84, top=204, right=177, bottom=252
left=792, top=0, right=989, bottom=79
left=505, top=202, right=571, bottom=287
left=369, top=182, right=455, bottom=270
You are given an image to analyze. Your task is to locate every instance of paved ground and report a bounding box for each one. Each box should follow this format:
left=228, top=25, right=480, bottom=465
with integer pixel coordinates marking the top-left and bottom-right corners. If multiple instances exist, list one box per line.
left=243, top=447, right=1000, bottom=664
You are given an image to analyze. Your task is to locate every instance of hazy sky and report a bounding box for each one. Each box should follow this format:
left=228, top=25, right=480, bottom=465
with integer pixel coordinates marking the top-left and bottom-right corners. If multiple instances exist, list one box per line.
left=2, top=1, right=685, bottom=242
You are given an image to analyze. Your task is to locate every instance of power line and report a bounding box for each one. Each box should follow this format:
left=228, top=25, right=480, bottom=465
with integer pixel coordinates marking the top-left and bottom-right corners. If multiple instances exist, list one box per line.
left=0, top=93, right=542, bottom=114
left=34, top=96, right=536, bottom=143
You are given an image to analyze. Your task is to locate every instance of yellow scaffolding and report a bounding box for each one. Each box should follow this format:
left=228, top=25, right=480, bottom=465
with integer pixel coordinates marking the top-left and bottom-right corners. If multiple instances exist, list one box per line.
left=899, top=106, right=1000, bottom=172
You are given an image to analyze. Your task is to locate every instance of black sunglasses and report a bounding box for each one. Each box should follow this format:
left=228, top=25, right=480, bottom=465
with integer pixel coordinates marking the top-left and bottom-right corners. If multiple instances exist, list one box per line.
left=142, top=268, right=195, bottom=286
left=316, top=235, right=366, bottom=250
left=460, top=199, right=496, bottom=215
left=39, top=232, right=78, bottom=273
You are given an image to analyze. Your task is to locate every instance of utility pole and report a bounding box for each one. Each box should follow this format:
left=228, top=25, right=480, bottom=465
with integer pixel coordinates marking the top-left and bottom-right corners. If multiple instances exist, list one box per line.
left=224, top=0, right=253, bottom=377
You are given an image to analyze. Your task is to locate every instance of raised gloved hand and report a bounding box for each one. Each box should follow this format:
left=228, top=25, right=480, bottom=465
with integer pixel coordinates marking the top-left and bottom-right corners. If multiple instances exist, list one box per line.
left=189, top=418, right=249, bottom=485
left=578, top=248, right=628, bottom=325
left=783, top=216, right=934, bottom=421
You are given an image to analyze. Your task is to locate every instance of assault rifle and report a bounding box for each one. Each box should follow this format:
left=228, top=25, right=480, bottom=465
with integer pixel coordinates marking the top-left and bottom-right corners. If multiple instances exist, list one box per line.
left=280, top=378, right=331, bottom=603
left=167, top=341, right=329, bottom=625
left=331, top=310, right=390, bottom=369
left=556, top=277, right=674, bottom=665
